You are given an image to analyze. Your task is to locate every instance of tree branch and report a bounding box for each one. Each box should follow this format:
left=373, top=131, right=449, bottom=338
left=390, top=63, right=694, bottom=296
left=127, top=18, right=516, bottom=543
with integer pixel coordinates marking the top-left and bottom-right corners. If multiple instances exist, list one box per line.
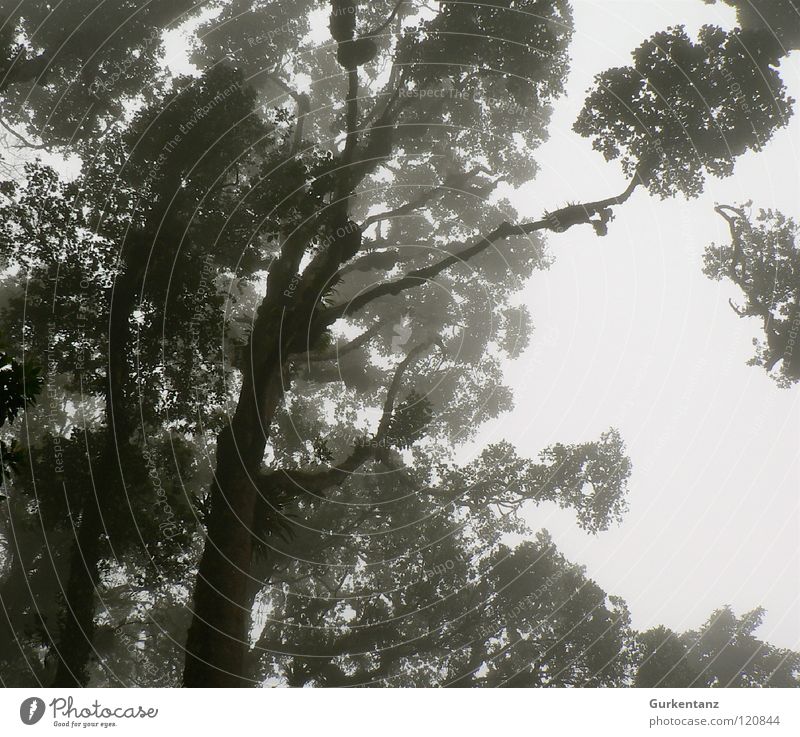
left=317, top=174, right=642, bottom=327
left=263, top=339, right=438, bottom=505
left=376, top=339, right=436, bottom=440
left=0, top=117, right=51, bottom=151
left=338, top=247, right=400, bottom=276
left=364, top=0, right=407, bottom=38
left=303, top=318, right=388, bottom=362
left=264, top=73, right=311, bottom=156
left=318, top=222, right=520, bottom=326
left=714, top=204, right=747, bottom=283
left=361, top=166, right=490, bottom=229
left=713, top=204, right=772, bottom=320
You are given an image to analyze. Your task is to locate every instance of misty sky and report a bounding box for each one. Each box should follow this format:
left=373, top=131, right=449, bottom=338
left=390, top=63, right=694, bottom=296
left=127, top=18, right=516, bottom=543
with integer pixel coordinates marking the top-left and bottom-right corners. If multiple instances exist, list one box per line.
left=465, top=0, right=800, bottom=649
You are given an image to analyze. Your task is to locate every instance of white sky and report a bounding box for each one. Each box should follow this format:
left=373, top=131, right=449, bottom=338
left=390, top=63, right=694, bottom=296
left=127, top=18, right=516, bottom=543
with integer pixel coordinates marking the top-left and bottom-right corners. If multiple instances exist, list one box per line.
left=467, top=0, right=800, bottom=649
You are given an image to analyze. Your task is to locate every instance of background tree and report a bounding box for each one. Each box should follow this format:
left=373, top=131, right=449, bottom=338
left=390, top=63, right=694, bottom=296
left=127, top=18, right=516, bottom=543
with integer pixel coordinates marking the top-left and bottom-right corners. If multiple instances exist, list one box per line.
left=0, top=334, right=42, bottom=685
left=242, top=430, right=632, bottom=687
left=574, top=21, right=794, bottom=198
left=0, top=331, right=40, bottom=475
left=0, top=64, right=296, bottom=684
left=636, top=607, right=800, bottom=687
left=0, top=1, right=206, bottom=143
left=703, top=204, right=800, bottom=386
left=703, top=0, right=800, bottom=53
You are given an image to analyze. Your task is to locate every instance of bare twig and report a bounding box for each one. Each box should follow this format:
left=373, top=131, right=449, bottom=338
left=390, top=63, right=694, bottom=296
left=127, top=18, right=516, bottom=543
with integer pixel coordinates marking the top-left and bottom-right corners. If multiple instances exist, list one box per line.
left=0, top=117, right=51, bottom=151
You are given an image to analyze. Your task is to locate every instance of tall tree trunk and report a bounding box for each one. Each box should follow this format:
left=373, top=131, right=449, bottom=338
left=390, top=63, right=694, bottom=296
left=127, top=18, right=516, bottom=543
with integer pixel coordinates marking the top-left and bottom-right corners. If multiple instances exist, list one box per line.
left=182, top=203, right=357, bottom=686
left=182, top=467, right=259, bottom=686
left=182, top=359, right=286, bottom=687
left=182, top=219, right=317, bottom=686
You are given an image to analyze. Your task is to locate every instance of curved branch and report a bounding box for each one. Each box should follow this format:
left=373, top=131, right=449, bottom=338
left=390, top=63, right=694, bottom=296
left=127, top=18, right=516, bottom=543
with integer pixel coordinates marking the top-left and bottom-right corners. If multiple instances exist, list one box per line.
left=542, top=172, right=642, bottom=233
left=317, top=174, right=641, bottom=327
left=728, top=298, right=746, bottom=316
left=361, top=166, right=490, bottom=229
left=376, top=339, right=436, bottom=440
left=303, top=318, right=388, bottom=362
left=714, top=204, right=746, bottom=282
left=0, top=118, right=51, bottom=151
left=364, top=0, right=407, bottom=38
left=263, top=339, right=439, bottom=507
left=713, top=204, right=774, bottom=322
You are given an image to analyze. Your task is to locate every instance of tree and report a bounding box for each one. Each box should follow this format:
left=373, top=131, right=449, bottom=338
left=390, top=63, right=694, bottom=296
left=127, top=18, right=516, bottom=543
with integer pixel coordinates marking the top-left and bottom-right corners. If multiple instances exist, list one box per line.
left=636, top=607, right=800, bottom=687
left=0, top=63, right=291, bottom=684
left=1, top=0, right=798, bottom=688
left=574, top=22, right=793, bottom=198
left=180, top=0, right=585, bottom=686
left=179, top=1, right=800, bottom=685
left=0, top=333, right=41, bottom=475
left=703, top=1, right=800, bottom=53
left=0, top=1, right=205, bottom=144
left=703, top=204, right=800, bottom=385
left=241, top=425, right=633, bottom=687
left=0, top=335, right=42, bottom=684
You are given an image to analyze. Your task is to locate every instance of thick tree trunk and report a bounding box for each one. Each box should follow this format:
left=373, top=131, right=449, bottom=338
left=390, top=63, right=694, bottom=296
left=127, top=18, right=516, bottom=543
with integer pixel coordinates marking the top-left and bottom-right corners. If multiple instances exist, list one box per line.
left=183, top=360, right=286, bottom=687
left=0, top=543, right=50, bottom=685
left=182, top=462, right=259, bottom=686
left=182, top=219, right=316, bottom=686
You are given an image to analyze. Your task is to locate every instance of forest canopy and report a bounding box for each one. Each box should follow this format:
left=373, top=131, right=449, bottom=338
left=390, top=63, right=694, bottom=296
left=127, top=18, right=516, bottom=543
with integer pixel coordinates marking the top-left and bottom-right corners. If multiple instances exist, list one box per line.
left=0, top=0, right=797, bottom=689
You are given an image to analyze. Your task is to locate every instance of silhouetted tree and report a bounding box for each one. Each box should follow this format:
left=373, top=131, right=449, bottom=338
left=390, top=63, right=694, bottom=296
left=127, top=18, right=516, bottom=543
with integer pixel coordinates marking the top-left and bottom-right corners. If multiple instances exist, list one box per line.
left=703, top=204, right=800, bottom=385
left=0, top=1, right=204, bottom=143
left=636, top=607, right=800, bottom=687
left=574, top=22, right=793, bottom=198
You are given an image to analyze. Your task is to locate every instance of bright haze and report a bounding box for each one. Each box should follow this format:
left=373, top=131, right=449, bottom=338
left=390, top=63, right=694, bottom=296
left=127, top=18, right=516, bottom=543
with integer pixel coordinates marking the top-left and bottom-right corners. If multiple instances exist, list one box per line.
left=466, top=0, right=800, bottom=649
